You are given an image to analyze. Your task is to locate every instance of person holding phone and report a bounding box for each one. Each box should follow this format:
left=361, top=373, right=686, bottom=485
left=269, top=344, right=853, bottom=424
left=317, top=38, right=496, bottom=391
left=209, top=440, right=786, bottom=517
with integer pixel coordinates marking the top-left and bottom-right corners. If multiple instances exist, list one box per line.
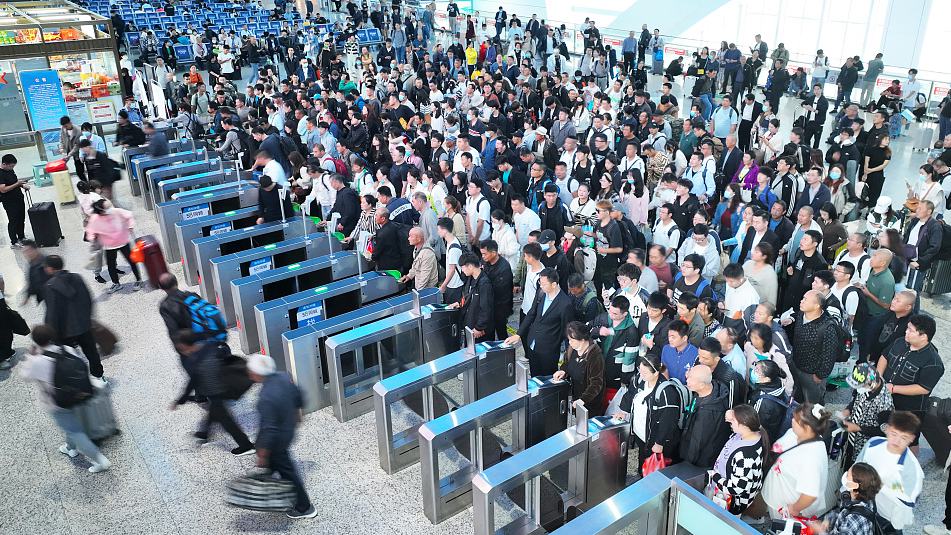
left=0, top=154, right=29, bottom=247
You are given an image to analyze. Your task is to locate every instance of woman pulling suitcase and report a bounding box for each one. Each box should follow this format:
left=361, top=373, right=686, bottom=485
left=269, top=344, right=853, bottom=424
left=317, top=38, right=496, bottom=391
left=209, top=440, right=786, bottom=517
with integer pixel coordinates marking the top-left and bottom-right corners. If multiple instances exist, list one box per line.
left=84, top=199, right=144, bottom=294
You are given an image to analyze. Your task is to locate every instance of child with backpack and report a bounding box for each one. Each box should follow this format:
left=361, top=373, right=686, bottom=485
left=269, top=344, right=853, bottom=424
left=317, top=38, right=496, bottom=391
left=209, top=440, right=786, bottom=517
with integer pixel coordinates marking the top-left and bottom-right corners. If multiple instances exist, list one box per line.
left=806, top=462, right=884, bottom=535
left=19, top=324, right=112, bottom=474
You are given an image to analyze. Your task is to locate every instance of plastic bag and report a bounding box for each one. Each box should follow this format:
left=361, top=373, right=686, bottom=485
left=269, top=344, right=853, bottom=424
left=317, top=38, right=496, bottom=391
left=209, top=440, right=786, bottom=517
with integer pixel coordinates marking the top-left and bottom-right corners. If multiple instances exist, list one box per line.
left=641, top=452, right=669, bottom=476
left=129, top=239, right=144, bottom=264
left=604, top=385, right=627, bottom=417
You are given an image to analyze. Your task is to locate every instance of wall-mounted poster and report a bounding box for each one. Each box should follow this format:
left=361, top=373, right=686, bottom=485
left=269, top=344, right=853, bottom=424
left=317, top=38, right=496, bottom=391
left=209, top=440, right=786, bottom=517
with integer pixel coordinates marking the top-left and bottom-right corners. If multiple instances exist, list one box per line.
left=0, top=69, right=29, bottom=133
left=19, top=69, right=69, bottom=131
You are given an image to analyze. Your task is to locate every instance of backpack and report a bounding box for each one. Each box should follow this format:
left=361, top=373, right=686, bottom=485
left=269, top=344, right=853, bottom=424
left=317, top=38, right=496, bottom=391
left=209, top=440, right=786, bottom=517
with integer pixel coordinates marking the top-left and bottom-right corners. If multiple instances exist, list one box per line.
left=187, top=114, right=205, bottom=138
left=181, top=292, right=228, bottom=342
left=655, top=378, right=691, bottom=429
left=669, top=116, right=684, bottom=143
left=709, top=136, right=724, bottom=159
left=673, top=271, right=721, bottom=302
left=326, top=155, right=348, bottom=176
left=575, top=247, right=597, bottom=282
left=234, top=128, right=253, bottom=169
left=51, top=349, right=94, bottom=408
left=757, top=393, right=799, bottom=438
left=841, top=502, right=888, bottom=535
left=938, top=220, right=951, bottom=261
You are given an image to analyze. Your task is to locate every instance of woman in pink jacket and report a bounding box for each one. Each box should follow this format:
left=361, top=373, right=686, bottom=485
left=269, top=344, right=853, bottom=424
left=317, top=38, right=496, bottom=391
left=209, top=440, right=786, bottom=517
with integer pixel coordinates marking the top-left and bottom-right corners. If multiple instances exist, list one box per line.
left=85, top=199, right=143, bottom=293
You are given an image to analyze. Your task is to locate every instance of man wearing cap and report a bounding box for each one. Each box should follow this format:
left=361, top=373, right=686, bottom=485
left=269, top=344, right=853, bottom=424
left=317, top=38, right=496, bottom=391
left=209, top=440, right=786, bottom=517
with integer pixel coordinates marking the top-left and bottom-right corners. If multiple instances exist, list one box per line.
left=247, top=353, right=317, bottom=519
left=530, top=126, right=560, bottom=170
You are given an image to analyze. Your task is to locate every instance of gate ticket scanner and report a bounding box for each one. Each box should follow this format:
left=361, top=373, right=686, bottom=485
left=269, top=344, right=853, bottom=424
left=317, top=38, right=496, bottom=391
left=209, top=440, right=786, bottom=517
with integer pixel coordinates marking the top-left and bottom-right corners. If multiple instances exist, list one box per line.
left=143, top=158, right=221, bottom=211
left=132, top=149, right=207, bottom=205
left=154, top=167, right=244, bottom=210
left=253, top=271, right=402, bottom=366
left=123, top=139, right=201, bottom=196
left=283, top=288, right=441, bottom=414
left=471, top=403, right=630, bottom=534
left=548, top=471, right=760, bottom=535
left=158, top=182, right=258, bottom=262
left=373, top=330, right=516, bottom=474
left=231, top=249, right=358, bottom=351
left=323, top=300, right=461, bottom=423
left=173, top=206, right=259, bottom=277
left=417, top=362, right=570, bottom=524
left=191, top=218, right=319, bottom=298
left=213, top=236, right=341, bottom=325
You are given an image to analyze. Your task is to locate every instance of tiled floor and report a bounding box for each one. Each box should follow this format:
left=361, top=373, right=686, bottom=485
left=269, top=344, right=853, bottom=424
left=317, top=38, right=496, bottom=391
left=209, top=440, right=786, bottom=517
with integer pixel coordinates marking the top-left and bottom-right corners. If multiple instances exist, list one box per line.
left=1, top=57, right=950, bottom=535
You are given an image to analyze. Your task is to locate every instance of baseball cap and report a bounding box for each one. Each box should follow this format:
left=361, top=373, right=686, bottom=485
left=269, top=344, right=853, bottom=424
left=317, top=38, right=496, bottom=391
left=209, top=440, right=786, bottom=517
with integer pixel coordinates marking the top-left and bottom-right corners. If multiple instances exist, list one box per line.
left=539, top=229, right=557, bottom=244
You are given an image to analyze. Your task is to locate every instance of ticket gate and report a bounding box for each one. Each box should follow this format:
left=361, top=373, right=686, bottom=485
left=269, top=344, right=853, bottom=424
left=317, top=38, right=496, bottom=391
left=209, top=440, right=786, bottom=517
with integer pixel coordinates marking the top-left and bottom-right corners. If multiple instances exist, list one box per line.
left=214, top=235, right=342, bottom=325
left=417, top=362, right=570, bottom=524
left=123, top=139, right=199, bottom=196
left=323, top=301, right=461, bottom=423
left=191, top=218, right=319, bottom=297
left=283, top=288, right=442, bottom=414
left=253, top=271, right=402, bottom=365
left=132, top=149, right=207, bottom=203
left=232, top=250, right=358, bottom=351
left=153, top=165, right=243, bottom=210
left=471, top=403, right=630, bottom=534
left=374, top=331, right=516, bottom=474
left=549, top=472, right=759, bottom=535
left=174, top=207, right=259, bottom=274
left=157, top=182, right=258, bottom=262
left=143, top=158, right=221, bottom=211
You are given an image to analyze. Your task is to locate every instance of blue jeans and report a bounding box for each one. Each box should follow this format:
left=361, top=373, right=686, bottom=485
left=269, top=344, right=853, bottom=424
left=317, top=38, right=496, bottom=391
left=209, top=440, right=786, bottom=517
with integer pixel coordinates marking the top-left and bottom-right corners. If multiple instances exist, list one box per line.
left=395, top=47, right=406, bottom=64
left=699, top=93, right=714, bottom=121
left=51, top=407, right=104, bottom=462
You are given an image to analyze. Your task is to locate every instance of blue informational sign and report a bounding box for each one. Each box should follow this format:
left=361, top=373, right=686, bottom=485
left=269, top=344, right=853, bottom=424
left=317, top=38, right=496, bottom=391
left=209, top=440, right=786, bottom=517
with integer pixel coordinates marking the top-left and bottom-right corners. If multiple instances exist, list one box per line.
left=248, top=256, right=272, bottom=275
left=181, top=202, right=211, bottom=221
left=173, top=43, right=194, bottom=63
left=19, top=70, right=68, bottom=132
left=208, top=221, right=233, bottom=236
left=295, top=302, right=323, bottom=327
left=126, top=33, right=141, bottom=48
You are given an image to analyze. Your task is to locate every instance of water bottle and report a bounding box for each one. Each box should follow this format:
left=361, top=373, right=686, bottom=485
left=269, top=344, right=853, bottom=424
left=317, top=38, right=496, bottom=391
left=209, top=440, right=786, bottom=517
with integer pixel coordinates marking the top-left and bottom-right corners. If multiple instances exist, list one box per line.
left=639, top=333, right=653, bottom=358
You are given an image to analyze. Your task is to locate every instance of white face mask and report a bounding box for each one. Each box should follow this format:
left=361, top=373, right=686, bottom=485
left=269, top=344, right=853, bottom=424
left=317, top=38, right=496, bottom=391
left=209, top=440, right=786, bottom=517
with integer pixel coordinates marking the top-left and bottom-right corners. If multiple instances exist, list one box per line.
left=724, top=190, right=734, bottom=200
left=540, top=243, right=551, bottom=252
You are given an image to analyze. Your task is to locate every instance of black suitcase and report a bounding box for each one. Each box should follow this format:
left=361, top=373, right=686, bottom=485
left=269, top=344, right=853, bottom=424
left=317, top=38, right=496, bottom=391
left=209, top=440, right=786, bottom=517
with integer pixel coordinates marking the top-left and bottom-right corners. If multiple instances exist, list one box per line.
left=26, top=190, right=63, bottom=247
left=923, top=259, right=951, bottom=296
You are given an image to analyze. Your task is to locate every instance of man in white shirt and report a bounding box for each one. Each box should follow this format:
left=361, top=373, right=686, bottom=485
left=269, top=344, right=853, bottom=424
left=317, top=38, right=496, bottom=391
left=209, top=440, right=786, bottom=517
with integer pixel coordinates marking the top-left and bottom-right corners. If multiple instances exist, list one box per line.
left=452, top=133, right=482, bottom=173
left=511, top=194, right=541, bottom=246
left=437, top=218, right=466, bottom=304
left=518, top=242, right=545, bottom=319
left=465, top=179, right=492, bottom=246
left=832, top=233, right=871, bottom=282
left=653, top=204, right=681, bottom=255
left=559, top=136, right=580, bottom=171
left=830, top=262, right=861, bottom=328
left=255, top=149, right=288, bottom=188
left=218, top=45, right=236, bottom=78
left=722, top=262, right=760, bottom=323
left=902, top=69, right=921, bottom=112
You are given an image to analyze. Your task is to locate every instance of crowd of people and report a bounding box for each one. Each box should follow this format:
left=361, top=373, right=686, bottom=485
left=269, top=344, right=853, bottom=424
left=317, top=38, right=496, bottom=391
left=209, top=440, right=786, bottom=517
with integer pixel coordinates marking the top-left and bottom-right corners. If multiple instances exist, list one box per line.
left=4, top=0, right=951, bottom=530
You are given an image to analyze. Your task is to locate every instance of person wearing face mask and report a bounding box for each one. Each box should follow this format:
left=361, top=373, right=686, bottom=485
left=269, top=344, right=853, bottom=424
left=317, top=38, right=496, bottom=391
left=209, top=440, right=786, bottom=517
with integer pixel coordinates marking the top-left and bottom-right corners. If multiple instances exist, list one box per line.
left=806, top=463, right=882, bottom=535
left=84, top=199, right=144, bottom=294
left=839, top=363, right=894, bottom=468
left=79, top=123, right=107, bottom=156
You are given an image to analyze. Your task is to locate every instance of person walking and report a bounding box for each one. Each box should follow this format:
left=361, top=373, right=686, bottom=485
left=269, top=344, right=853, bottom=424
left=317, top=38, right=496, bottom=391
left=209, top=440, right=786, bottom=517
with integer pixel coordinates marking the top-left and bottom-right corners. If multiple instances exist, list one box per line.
left=171, top=330, right=255, bottom=455
left=19, top=324, right=112, bottom=473
left=84, top=199, right=144, bottom=293
left=247, top=353, right=318, bottom=519
left=0, top=154, right=28, bottom=247
left=42, top=255, right=107, bottom=386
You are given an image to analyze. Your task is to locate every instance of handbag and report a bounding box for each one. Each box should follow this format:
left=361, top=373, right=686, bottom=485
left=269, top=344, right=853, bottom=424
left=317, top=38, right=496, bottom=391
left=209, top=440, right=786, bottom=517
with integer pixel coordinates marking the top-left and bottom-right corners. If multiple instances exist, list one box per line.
left=90, top=320, right=119, bottom=356
left=220, top=353, right=254, bottom=400
left=226, top=470, right=297, bottom=512
left=641, top=452, right=670, bottom=476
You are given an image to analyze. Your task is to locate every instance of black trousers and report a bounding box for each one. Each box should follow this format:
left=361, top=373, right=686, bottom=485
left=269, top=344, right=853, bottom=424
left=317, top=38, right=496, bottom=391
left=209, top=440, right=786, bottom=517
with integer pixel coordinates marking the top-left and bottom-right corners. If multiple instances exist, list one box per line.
left=104, top=243, right=141, bottom=284
left=199, top=398, right=253, bottom=448
left=2, top=200, right=25, bottom=244
left=270, top=447, right=312, bottom=513
left=64, top=330, right=103, bottom=378
left=0, top=313, right=12, bottom=359
left=803, top=121, right=823, bottom=149
left=738, top=120, right=754, bottom=151
left=523, top=343, right=559, bottom=377
left=622, top=52, right=635, bottom=74
left=443, top=285, right=463, bottom=305
left=73, top=155, right=86, bottom=181
left=493, top=307, right=511, bottom=341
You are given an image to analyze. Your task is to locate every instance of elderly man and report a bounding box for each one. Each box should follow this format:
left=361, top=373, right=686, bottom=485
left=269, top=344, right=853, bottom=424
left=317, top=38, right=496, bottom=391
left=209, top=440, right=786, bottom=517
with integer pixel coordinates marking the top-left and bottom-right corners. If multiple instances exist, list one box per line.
left=399, top=227, right=438, bottom=291
left=678, top=364, right=731, bottom=469
left=790, top=290, right=840, bottom=403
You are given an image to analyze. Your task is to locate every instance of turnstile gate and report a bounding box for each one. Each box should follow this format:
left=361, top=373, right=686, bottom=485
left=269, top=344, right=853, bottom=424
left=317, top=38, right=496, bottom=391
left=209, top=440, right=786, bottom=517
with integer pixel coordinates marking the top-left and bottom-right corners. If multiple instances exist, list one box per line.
left=253, top=271, right=402, bottom=365
left=417, top=362, right=570, bottom=524
left=133, top=149, right=207, bottom=207
left=123, top=139, right=200, bottom=196
left=174, top=206, right=259, bottom=273
left=191, top=218, right=319, bottom=298
left=324, top=300, right=461, bottom=423
left=231, top=249, right=358, bottom=351
left=472, top=403, right=630, bottom=534
left=374, top=330, right=516, bottom=474
left=283, top=288, right=442, bottom=413
left=142, top=158, right=220, bottom=211
left=158, top=182, right=258, bottom=262
left=155, top=167, right=244, bottom=209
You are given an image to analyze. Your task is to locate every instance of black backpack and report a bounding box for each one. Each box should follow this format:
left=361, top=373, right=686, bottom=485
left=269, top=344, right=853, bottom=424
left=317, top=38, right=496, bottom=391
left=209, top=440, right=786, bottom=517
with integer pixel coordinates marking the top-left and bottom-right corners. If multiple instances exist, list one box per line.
left=279, top=134, right=299, bottom=160
left=937, top=220, right=951, bottom=261
left=234, top=128, right=253, bottom=169
left=51, top=349, right=94, bottom=408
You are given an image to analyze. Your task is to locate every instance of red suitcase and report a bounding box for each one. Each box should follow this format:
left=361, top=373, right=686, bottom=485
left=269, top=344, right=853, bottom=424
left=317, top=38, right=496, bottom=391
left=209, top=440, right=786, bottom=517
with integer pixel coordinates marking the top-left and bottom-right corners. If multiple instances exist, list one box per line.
left=135, top=235, right=168, bottom=288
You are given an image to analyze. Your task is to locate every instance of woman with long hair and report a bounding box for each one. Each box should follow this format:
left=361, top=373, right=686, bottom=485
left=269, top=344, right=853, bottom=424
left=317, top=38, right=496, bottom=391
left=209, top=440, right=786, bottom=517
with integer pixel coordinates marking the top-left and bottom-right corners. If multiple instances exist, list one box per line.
left=731, top=150, right=760, bottom=198
left=715, top=184, right=745, bottom=240
left=743, top=243, right=779, bottom=308
left=709, top=404, right=769, bottom=514
left=594, top=173, right=620, bottom=204
left=875, top=228, right=909, bottom=285
left=553, top=322, right=606, bottom=415
left=343, top=194, right=380, bottom=254
left=862, top=133, right=891, bottom=210
left=907, top=163, right=945, bottom=217
left=443, top=195, right=468, bottom=245
left=748, top=358, right=792, bottom=440
left=84, top=199, right=144, bottom=293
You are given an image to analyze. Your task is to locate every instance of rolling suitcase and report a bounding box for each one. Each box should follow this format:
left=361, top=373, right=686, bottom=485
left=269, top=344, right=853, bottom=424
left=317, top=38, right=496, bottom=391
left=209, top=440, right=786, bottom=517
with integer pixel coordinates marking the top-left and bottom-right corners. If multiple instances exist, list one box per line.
left=133, top=235, right=169, bottom=288
left=923, top=259, right=951, bottom=296
left=914, top=125, right=936, bottom=152
left=25, top=190, right=63, bottom=247
left=74, top=384, right=120, bottom=442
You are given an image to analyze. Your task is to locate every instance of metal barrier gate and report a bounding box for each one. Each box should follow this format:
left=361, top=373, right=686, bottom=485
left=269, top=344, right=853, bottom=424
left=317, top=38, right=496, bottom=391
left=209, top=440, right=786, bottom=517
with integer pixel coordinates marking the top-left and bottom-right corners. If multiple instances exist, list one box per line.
left=143, top=157, right=220, bottom=211
left=158, top=182, right=258, bottom=262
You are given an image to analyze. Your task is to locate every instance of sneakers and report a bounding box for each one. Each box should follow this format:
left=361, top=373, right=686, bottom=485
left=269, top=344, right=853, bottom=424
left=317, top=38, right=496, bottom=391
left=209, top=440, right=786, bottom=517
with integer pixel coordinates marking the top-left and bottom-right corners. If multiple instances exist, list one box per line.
left=286, top=506, right=318, bottom=519
left=0, top=358, right=14, bottom=370
left=739, top=515, right=767, bottom=526
left=924, top=526, right=951, bottom=535
left=133, top=280, right=145, bottom=291
left=90, top=376, right=109, bottom=388
left=106, top=283, right=121, bottom=294
left=88, top=457, right=112, bottom=473
left=231, top=445, right=256, bottom=457
left=193, top=431, right=210, bottom=446
left=59, top=444, right=79, bottom=458
left=94, top=274, right=107, bottom=284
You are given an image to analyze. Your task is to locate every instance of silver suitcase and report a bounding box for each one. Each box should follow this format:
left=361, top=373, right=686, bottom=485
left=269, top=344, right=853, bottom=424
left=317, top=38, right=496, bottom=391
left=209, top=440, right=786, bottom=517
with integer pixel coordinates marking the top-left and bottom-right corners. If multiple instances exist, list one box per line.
left=914, top=125, right=936, bottom=152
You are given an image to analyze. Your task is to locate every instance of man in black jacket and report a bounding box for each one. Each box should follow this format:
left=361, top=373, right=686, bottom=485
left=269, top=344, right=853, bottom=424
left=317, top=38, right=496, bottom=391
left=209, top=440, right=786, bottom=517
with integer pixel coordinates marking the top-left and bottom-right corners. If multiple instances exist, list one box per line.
left=256, top=175, right=293, bottom=224
left=450, top=253, right=495, bottom=342
left=696, top=337, right=747, bottom=408
left=738, top=94, right=763, bottom=151
left=737, top=209, right=780, bottom=263
left=903, top=200, right=944, bottom=309
left=19, top=241, right=47, bottom=304
left=679, top=364, right=731, bottom=468
left=538, top=184, right=570, bottom=238
left=42, top=255, right=105, bottom=383
left=505, top=268, right=575, bottom=376
left=833, top=56, right=859, bottom=112
left=766, top=59, right=790, bottom=113
left=800, top=83, right=829, bottom=148
left=328, top=174, right=359, bottom=236
left=717, top=135, right=742, bottom=187
left=538, top=229, right=573, bottom=292
left=79, top=140, right=120, bottom=200
left=114, top=110, right=146, bottom=147
left=479, top=240, right=514, bottom=341
left=370, top=207, right=405, bottom=273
